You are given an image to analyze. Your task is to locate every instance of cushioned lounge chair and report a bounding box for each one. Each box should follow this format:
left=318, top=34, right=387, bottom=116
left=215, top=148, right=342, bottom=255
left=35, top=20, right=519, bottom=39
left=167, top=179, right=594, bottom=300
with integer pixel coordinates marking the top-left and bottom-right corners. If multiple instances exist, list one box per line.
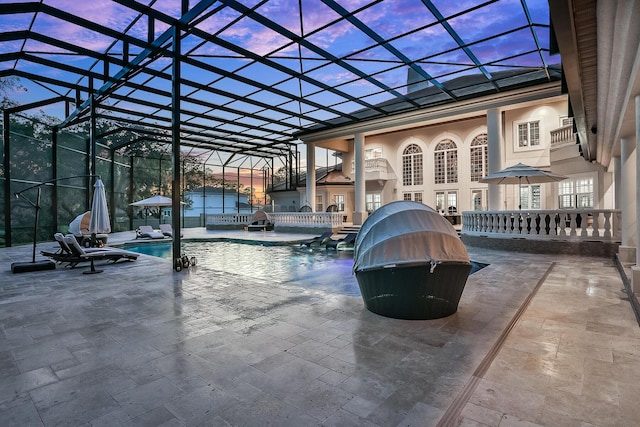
left=247, top=210, right=274, bottom=231
left=158, top=223, right=173, bottom=237
left=136, top=225, right=165, bottom=239
left=41, top=233, right=111, bottom=265
left=158, top=223, right=183, bottom=238
left=325, top=232, right=357, bottom=251
left=63, top=234, right=138, bottom=270
left=299, top=231, right=333, bottom=247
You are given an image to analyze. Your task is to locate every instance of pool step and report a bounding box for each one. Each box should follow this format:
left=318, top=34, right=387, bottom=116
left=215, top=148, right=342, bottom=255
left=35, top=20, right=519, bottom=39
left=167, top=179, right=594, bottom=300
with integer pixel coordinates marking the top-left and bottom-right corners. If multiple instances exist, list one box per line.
left=339, top=225, right=361, bottom=234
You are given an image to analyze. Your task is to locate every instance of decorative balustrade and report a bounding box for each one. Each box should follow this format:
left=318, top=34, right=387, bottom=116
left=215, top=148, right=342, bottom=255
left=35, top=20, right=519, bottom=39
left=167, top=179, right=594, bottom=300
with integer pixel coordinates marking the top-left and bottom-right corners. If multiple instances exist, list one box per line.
left=206, top=213, right=252, bottom=225
left=550, top=124, right=576, bottom=146
left=206, top=212, right=344, bottom=229
left=351, top=158, right=393, bottom=174
left=270, top=212, right=344, bottom=228
left=461, top=209, right=621, bottom=242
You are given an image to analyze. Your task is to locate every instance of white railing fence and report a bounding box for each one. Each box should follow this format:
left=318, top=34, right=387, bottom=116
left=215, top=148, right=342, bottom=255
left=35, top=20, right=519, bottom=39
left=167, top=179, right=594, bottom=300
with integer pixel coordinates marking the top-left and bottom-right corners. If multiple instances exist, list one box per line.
left=550, top=124, right=576, bottom=146
left=206, top=212, right=344, bottom=229
left=205, top=213, right=253, bottom=225
left=351, top=158, right=392, bottom=174
left=462, top=209, right=621, bottom=241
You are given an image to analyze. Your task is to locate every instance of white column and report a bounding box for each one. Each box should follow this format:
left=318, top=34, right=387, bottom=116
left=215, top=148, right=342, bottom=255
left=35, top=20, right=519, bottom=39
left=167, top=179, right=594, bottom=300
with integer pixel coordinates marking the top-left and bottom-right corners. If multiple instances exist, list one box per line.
left=614, top=155, right=621, bottom=210
left=487, top=109, right=503, bottom=210
left=306, top=142, right=316, bottom=212
left=633, top=95, right=640, bottom=292
left=620, top=137, right=636, bottom=251
left=353, top=133, right=367, bottom=225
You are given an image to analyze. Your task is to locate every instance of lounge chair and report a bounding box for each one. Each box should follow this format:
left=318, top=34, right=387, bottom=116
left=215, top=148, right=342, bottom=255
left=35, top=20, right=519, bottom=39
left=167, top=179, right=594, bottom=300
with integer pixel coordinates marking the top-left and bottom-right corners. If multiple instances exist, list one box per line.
left=247, top=210, right=274, bottom=231
left=325, top=232, right=357, bottom=251
left=41, top=233, right=110, bottom=265
left=63, top=234, right=138, bottom=272
left=158, top=223, right=174, bottom=237
left=136, top=225, right=165, bottom=239
left=158, top=223, right=183, bottom=238
left=299, top=231, right=333, bottom=247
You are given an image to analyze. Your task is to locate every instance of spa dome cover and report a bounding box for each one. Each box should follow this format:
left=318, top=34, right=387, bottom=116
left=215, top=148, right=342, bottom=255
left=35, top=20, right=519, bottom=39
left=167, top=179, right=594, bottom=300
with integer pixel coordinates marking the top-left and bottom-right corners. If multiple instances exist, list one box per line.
left=353, top=201, right=469, bottom=273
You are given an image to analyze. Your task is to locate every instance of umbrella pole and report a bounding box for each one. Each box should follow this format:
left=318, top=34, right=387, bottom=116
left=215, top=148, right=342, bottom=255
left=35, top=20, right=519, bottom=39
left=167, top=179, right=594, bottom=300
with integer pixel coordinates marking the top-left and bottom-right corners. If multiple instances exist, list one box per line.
left=83, top=257, right=103, bottom=274
left=518, top=178, right=522, bottom=210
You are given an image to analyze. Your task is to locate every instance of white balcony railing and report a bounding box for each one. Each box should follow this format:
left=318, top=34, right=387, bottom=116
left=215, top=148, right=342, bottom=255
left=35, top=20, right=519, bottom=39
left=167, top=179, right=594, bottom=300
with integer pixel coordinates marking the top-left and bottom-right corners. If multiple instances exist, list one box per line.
left=206, top=212, right=344, bottom=229
left=550, top=124, right=576, bottom=146
left=461, top=209, right=621, bottom=242
left=351, top=158, right=394, bottom=174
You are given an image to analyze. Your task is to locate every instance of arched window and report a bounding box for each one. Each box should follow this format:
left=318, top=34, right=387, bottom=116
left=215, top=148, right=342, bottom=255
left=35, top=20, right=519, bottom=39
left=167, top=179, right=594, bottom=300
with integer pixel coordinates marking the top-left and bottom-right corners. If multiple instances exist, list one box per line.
left=470, top=133, right=488, bottom=182
left=402, top=144, right=423, bottom=186
left=434, top=139, right=458, bottom=184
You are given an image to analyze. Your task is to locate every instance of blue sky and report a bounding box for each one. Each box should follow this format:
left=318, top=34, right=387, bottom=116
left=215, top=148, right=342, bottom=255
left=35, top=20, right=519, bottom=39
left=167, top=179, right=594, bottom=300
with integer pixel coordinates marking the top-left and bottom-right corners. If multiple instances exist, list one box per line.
left=0, top=0, right=553, bottom=166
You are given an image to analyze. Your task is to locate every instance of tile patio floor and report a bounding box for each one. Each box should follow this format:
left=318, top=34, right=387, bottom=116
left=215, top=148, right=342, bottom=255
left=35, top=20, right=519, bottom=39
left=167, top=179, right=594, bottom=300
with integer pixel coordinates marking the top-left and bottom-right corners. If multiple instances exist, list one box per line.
left=0, top=228, right=639, bottom=426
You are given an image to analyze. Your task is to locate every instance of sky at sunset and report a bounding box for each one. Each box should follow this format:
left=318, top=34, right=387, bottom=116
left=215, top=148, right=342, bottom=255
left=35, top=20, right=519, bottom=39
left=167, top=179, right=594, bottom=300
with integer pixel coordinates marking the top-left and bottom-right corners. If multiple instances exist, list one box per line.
left=1, top=0, right=553, bottom=170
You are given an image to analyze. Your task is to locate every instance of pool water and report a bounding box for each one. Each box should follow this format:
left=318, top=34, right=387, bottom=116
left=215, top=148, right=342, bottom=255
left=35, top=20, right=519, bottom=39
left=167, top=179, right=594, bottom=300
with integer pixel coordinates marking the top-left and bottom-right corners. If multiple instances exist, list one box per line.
left=126, top=241, right=361, bottom=296
left=125, top=241, right=488, bottom=297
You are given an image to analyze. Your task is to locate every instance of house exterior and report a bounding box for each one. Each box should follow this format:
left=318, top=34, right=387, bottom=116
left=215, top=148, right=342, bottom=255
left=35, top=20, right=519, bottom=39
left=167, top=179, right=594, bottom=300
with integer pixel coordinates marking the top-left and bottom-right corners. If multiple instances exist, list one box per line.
left=268, top=164, right=353, bottom=217
left=269, top=85, right=611, bottom=225
left=183, top=186, right=252, bottom=217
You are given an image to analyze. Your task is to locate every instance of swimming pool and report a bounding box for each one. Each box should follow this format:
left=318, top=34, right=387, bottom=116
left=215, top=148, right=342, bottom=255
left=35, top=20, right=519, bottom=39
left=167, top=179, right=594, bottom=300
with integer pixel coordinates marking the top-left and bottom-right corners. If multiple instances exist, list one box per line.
left=125, top=241, right=488, bottom=297
left=125, top=241, right=361, bottom=296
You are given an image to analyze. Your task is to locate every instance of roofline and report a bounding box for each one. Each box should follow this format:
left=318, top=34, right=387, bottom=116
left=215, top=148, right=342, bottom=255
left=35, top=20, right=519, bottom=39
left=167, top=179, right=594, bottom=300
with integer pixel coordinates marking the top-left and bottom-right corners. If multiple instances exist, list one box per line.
left=297, top=81, right=563, bottom=144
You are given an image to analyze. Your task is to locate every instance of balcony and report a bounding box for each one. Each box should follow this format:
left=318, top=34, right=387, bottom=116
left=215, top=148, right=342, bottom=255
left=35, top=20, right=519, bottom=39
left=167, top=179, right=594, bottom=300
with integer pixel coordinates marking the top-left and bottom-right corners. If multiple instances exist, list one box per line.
left=351, top=158, right=397, bottom=181
left=550, top=124, right=581, bottom=163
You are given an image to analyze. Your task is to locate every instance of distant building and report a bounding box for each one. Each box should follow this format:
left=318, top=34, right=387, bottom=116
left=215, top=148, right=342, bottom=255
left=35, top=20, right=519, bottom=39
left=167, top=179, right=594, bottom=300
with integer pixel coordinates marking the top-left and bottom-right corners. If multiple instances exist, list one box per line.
left=182, top=186, right=253, bottom=217
left=268, top=163, right=352, bottom=215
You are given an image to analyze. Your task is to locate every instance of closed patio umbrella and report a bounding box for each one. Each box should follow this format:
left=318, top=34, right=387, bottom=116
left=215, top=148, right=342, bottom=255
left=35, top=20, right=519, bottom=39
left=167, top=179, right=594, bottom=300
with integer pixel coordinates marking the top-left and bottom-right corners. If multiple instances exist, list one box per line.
left=90, top=179, right=111, bottom=235
left=479, top=162, right=567, bottom=209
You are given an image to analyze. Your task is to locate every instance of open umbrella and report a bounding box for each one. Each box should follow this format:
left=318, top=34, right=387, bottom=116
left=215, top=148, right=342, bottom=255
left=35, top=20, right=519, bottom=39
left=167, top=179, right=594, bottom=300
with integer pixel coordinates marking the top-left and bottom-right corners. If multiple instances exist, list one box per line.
left=130, top=195, right=174, bottom=207
left=130, top=195, right=184, bottom=224
left=90, top=179, right=111, bottom=235
left=479, top=162, right=567, bottom=209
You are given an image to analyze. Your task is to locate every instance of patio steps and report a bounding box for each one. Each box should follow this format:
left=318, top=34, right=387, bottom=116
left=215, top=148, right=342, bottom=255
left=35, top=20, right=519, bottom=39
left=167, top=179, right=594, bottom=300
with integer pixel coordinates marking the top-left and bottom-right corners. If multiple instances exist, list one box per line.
left=339, top=225, right=361, bottom=234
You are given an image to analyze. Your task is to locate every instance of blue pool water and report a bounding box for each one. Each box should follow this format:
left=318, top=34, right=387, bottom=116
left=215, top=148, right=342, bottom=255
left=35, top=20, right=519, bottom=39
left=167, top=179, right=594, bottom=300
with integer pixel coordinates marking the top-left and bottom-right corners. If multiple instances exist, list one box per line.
left=125, top=241, right=488, bottom=297
left=125, top=241, right=361, bottom=296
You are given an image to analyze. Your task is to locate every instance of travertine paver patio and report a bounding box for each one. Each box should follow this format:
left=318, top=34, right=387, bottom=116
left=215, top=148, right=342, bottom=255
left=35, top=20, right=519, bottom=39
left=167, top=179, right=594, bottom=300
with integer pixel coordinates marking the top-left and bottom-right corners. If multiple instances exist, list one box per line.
left=0, top=229, right=638, bottom=426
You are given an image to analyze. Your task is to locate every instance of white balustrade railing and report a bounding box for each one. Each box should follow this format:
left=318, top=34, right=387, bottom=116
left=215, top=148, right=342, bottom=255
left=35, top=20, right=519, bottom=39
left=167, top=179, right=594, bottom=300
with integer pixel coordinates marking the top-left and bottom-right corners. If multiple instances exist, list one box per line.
left=550, top=124, right=576, bottom=146
left=206, top=213, right=252, bottom=225
left=206, top=212, right=344, bottom=229
left=461, top=209, right=621, bottom=241
left=351, top=158, right=392, bottom=174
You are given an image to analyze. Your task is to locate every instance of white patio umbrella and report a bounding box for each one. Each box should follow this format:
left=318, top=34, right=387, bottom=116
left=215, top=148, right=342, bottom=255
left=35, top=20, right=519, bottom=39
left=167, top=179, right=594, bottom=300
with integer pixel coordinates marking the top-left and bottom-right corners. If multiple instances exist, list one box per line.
left=89, top=179, right=111, bottom=234
left=130, top=195, right=174, bottom=207
left=479, top=162, right=567, bottom=209
left=130, top=195, right=184, bottom=224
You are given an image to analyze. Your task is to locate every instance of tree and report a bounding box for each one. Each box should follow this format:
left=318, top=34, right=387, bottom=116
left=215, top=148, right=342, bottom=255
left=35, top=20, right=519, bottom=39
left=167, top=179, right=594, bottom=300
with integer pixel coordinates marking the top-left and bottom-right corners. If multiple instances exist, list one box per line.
left=0, top=76, right=26, bottom=108
left=272, top=165, right=292, bottom=186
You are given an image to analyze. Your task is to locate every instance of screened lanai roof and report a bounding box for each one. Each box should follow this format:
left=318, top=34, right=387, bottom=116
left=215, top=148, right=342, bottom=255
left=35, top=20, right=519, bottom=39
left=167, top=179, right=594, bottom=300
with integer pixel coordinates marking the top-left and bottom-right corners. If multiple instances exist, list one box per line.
left=0, top=0, right=557, bottom=158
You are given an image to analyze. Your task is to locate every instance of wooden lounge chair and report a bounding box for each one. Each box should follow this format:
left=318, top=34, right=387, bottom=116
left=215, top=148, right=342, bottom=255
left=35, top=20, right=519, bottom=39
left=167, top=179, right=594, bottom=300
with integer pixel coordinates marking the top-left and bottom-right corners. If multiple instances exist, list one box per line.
left=136, top=225, right=165, bottom=239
